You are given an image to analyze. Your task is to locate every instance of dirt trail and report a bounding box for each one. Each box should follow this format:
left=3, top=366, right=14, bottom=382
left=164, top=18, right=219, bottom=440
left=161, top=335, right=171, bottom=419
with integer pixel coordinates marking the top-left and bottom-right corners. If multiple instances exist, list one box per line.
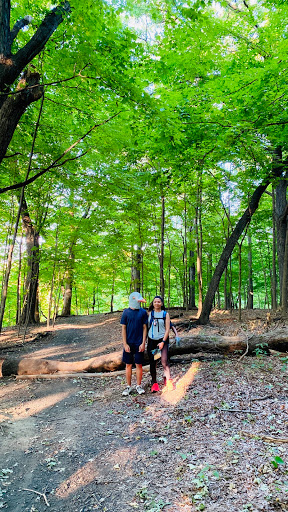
left=0, top=311, right=288, bottom=512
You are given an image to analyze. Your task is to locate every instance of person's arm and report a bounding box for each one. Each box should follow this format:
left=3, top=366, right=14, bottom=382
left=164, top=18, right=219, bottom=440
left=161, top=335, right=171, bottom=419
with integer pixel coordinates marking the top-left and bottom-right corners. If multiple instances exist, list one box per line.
left=139, top=323, right=147, bottom=352
left=122, top=324, right=130, bottom=352
left=172, top=324, right=178, bottom=337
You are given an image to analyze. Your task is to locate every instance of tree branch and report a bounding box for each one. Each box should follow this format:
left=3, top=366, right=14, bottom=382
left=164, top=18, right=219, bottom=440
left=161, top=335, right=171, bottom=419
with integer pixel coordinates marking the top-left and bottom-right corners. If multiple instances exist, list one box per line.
left=0, top=0, right=11, bottom=57
left=0, top=2, right=71, bottom=91
left=0, top=111, right=122, bottom=194
left=10, top=15, right=33, bottom=44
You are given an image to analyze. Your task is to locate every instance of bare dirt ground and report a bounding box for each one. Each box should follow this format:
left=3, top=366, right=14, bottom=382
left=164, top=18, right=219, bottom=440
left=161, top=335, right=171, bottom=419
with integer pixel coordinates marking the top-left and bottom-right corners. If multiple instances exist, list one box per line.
left=0, top=309, right=288, bottom=512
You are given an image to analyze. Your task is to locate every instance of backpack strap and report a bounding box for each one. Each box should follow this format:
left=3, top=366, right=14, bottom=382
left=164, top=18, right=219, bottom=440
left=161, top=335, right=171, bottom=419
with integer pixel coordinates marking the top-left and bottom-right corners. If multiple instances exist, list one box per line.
left=149, top=310, right=167, bottom=329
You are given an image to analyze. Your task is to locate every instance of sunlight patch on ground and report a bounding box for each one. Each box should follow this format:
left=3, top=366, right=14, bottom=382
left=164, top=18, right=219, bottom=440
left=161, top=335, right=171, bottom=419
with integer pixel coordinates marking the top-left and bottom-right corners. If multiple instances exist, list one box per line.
left=55, top=460, right=100, bottom=498
left=0, top=391, right=71, bottom=422
left=52, top=318, right=117, bottom=330
left=56, top=447, right=137, bottom=498
left=161, top=362, right=200, bottom=405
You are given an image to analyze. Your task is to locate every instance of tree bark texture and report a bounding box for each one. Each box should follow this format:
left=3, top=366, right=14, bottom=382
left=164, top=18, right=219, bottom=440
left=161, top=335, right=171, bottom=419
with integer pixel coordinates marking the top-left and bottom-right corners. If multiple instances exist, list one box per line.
left=189, top=249, right=196, bottom=308
left=247, top=234, right=253, bottom=309
left=0, top=3, right=70, bottom=92
left=61, top=261, right=74, bottom=316
left=0, top=73, right=43, bottom=163
left=0, top=2, right=70, bottom=162
left=20, top=195, right=40, bottom=324
left=275, top=175, right=287, bottom=302
left=1, top=331, right=287, bottom=377
left=271, top=188, right=277, bottom=309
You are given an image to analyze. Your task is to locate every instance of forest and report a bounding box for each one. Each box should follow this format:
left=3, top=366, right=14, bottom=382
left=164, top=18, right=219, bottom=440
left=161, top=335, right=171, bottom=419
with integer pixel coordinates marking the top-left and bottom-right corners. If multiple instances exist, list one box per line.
left=0, top=0, right=288, bottom=329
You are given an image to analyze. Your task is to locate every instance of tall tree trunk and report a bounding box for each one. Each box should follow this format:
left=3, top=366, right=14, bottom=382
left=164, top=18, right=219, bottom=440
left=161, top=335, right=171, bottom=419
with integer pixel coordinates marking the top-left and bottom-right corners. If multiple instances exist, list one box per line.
left=131, top=245, right=142, bottom=292
left=189, top=249, right=196, bottom=308
left=61, top=249, right=74, bottom=316
left=160, top=195, right=165, bottom=298
left=238, top=244, right=242, bottom=321
left=195, top=183, right=203, bottom=316
left=20, top=195, right=40, bottom=324
left=182, top=195, right=189, bottom=310
left=92, top=287, right=96, bottom=315
left=167, top=240, right=172, bottom=308
left=110, top=272, right=115, bottom=313
left=198, top=151, right=285, bottom=325
left=47, top=225, right=58, bottom=327
left=271, top=188, right=277, bottom=310
left=281, top=222, right=288, bottom=313
left=74, top=285, right=78, bottom=316
left=16, top=234, right=23, bottom=324
left=0, top=208, right=22, bottom=331
left=275, top=172, right=287, bottom=305
left=247, top=233, right=253, bottom=309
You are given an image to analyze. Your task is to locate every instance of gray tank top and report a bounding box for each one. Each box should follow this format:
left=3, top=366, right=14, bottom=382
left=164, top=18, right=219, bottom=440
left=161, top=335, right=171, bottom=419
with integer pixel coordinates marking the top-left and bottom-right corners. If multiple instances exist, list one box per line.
left=148, top=311, right=166, bottom=340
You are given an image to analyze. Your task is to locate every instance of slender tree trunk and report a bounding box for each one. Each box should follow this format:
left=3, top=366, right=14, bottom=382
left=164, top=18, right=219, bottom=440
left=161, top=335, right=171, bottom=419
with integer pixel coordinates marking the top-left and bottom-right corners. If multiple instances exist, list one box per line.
left=92, top=288, right=96, bottom=315
left=131, top=245, right=141, bottom=292
left=189, top=249, right=196, bottom=308
left=259, top=245, right=269, bottom=309
left=16, top=235, right=23, bottom=325
left=247, top=233, right=253, bottom=309
left=110, top=272, right=115, bottom=313
left=19, top=196, right=40, bottom=325
left=224, top=266, right=228, bottom=309
left=198, top=152, right=285, bottom=325
left=0, top=214, right=21, bottom=331
left=281, top=222, right=288, bottom=313
left=61, top=251, right=74, bottom=316
left=275, top=170, right=287, bottom=304
left=167, top=240, right=172, bottom=308
left=47, top=224, right=58, bottom=327
left=238, top=245, right=242, bottom=321
left=74, top=285, right=78, bottom=315
left=160, top=195, right=165, bottom=298
left=195, top=183, right=203, bottom=315
left=271, top=188, right=277, bottom=309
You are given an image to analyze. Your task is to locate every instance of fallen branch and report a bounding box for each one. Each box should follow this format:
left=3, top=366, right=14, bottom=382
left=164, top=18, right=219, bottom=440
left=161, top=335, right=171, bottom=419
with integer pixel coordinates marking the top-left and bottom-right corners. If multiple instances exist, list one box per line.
left=219, top=408, right=257, bottom=414
left=22, top=488, right=50, bottom=506
left=250, top=395, right=273, bottom=401
left=241, top=431, right=288, bottom=444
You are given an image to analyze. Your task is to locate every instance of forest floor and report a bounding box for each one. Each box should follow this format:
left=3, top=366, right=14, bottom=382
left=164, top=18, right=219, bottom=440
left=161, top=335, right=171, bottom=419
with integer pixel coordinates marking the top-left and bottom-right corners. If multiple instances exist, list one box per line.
left=0, top=309, right=288, bottom=512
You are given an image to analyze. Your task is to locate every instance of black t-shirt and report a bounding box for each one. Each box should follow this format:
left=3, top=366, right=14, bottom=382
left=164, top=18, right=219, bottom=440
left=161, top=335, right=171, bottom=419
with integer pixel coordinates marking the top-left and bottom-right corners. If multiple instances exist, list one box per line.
left=120, top=308, right=148, bottom=345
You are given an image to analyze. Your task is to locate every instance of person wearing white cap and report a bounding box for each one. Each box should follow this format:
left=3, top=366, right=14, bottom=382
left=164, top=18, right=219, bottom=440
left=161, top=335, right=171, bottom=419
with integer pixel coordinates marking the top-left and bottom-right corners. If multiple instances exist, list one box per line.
left=120, top=292, right=148, bottom=395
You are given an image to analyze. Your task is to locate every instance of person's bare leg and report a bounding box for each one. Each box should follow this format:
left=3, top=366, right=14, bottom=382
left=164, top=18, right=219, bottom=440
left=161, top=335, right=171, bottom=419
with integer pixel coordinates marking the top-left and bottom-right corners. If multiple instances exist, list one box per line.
left=136, top=364, right=143, bottom=386
left=126, top=364, right=132, bottom=386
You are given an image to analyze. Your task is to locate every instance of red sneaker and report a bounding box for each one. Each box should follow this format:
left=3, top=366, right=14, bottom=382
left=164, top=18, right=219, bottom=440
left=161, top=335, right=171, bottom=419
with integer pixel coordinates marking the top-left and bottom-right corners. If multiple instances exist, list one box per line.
left=151, top=383, right=160, bottom=393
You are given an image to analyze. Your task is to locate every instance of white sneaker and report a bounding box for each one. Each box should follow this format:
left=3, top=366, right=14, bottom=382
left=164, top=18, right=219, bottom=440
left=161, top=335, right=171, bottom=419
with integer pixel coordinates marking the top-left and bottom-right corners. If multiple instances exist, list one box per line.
left=136, top=385, right=145, bottom=395
left=122, top=386, right=132, bottom=396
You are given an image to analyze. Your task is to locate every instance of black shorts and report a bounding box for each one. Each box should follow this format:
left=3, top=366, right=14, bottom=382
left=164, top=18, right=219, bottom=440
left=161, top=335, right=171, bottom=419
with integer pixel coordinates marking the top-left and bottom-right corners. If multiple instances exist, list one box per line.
left=122, top=343, right=144, bottom=365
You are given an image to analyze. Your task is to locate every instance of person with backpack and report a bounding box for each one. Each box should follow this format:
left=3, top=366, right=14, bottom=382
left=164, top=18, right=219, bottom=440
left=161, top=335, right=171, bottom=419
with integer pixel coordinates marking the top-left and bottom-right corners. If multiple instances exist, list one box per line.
left=147, top=295, right=174, bottom=393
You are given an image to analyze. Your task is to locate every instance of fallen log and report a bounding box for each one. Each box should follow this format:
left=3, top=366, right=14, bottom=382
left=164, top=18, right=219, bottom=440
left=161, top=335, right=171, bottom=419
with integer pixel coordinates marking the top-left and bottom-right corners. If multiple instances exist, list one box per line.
left=1, top=330, right=287, bottom=377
